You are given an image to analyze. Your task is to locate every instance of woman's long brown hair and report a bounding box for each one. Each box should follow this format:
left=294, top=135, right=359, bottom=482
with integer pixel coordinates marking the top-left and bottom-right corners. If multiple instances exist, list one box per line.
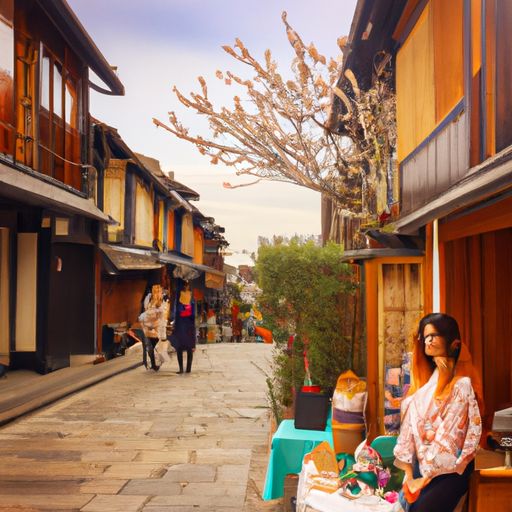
left=410, top=313, right=484, bottom=415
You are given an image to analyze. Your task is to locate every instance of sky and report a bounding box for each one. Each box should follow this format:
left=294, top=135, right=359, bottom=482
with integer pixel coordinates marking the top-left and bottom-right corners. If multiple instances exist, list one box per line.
left=68, top=0, right=357, bottom=266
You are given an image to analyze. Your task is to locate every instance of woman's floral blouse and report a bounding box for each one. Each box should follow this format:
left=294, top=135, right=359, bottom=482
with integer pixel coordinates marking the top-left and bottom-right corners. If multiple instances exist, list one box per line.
left=394, top=369, right=482, bottom=478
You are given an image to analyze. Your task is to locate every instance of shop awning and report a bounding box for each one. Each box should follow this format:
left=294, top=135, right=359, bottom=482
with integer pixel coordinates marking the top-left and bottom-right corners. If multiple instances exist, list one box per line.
left=0, top=162, right=112, bottom=222
left=158, top=252, right=225, bottom=287
left=205, top=271, right=225, bottom=290
left=100, top=244, right=163, bottom=273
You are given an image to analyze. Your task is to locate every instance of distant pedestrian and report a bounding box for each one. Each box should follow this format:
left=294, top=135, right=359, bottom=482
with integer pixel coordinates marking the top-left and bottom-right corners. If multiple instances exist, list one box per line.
left=139, top=284, right=165, bottom=371
left=172, top=281, right=196, bottom=373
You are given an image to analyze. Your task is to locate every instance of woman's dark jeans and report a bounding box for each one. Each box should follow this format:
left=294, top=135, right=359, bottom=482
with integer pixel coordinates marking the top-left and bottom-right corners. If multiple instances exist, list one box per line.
left=407, top=460, right=474, bottom=512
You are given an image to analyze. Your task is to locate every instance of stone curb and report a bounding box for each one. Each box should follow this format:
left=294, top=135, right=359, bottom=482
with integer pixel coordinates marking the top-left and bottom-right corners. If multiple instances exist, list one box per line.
left=0, top=355, right=143, bottom=426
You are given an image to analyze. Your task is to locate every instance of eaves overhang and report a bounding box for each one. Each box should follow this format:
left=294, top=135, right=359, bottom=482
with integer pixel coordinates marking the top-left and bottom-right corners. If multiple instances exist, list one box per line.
left=341, top=248, right=424, bottom=263
left=39, top=0, right=124, bottom=96
left=0, top=161, right=110, bottom=222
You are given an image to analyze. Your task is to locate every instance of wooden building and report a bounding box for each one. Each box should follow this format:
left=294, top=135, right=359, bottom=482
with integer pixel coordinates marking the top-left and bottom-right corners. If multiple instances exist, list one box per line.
left=93, top=122, right=226, bottom=352
left=332, top=0, right=512, bottom=508
left=0, top=0, right=123, bottom=372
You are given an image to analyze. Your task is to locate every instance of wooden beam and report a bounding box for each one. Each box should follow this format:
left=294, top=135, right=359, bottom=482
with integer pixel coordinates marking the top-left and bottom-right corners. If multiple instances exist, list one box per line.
left=423, top=222, right=433, bottom=313
left=439, top=194, right=512, bottom=242
left=364, top=259, right=379, bottom=440
left=393, top=0, right=427, bottom=44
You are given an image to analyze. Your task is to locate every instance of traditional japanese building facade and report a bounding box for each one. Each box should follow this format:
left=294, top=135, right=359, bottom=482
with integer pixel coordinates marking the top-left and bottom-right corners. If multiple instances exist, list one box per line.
left=332, top=0, right=512, bottom=458
left=93, top=123, right=226, bottom=354
left=0, top=0, right=123, bottom=372
left=0, top=0, right=226, bottom=372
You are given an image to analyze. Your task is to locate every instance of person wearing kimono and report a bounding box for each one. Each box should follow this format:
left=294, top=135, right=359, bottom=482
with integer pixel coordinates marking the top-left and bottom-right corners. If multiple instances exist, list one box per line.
left=393, top=313, right=483, bottom=512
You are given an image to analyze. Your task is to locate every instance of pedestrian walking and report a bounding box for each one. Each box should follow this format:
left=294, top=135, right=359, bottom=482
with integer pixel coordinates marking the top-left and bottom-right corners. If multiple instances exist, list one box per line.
left=171, top=281, right=196, bottom=373
left=139, top=284, right=166, bottom=371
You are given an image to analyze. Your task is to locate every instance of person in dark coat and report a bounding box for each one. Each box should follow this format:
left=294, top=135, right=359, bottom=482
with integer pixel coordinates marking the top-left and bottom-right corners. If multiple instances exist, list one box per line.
left=172, top=281, right=196, bottom=373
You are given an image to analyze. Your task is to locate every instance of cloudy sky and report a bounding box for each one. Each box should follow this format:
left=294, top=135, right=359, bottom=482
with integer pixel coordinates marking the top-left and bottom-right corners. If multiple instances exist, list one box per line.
left=68, top=0, right=357, bottom=265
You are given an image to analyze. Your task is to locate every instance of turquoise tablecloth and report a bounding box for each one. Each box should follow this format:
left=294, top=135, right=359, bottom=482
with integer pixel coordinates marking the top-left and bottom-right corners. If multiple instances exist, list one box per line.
left=262, top=418, right=333, bottom=500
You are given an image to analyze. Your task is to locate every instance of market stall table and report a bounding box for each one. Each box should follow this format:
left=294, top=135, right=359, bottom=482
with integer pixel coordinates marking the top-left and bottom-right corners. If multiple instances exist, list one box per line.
left=304, top=490, right=394, bottom=512
left=263, top=418, right=333, bottom=500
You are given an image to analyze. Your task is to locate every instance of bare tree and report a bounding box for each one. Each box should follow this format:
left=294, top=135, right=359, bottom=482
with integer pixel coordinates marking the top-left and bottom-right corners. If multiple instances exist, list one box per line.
left=154, top=12, right=395, bottom=217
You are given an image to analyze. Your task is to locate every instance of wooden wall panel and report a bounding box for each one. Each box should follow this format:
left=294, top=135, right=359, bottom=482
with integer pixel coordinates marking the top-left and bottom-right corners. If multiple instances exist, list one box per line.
left=193, top=227, right=204, bottom=265
left=396, top=3, right=436, bottom=161
left=134, top=181, right=153, bottom=247
left=0, top=228, right=9, bottom=365
left=435, top=126, right=451, bottom=190
left=432, top=0, right=464, bottom=122
left=455, top=109, right=469, bottom=181
left=104, top=160, right=126, bottom=240
left=470, top=470, right=512, bottom=512
left=495, top=1, right=512, bottom=153
left=443, top=228, right=512, bottom=431
left=484, top=0, right=496, bottom=158
left=180, top=213, right=194, bottom=257
left=401, top=112, right=469, bottom=214
left=157, top=200, right=164, bottom=247
left=15, top=233, right=37, bottom=351
left=471, top=0, right=482, bottom=75
left=482, top=230, right=512, bottom=409
left=100, top=277, right=147, bottom=326
left=167, top=209, right=175, bottom=250
left=439, top=195, right=512, bottom=242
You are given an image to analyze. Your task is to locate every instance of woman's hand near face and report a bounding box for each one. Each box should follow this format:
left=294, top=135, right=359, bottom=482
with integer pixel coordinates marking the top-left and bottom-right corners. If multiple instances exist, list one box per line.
left=433, top=356, right=455, bottom=373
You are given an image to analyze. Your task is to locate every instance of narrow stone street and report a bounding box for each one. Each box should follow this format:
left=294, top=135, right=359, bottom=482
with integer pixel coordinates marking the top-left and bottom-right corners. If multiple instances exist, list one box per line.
left=0, top=344, right=282, bottom=512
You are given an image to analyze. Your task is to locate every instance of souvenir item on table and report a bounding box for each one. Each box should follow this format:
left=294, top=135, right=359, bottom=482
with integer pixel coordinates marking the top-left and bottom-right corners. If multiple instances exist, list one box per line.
left=302, top=441, right=340, bottom=494
left=353, top=439, right=383, bottom=471
left=339, top=439, right=391, bottom=500
left=336, top=452, right=356, bottom=477
left=332, top=370, right=367, bottom=420
left=384, top=491, right=399, bottom=504
left=309, top=474, right=341, bottom=494
left=307, top=441, right=338, bottom=474
left=331, top=370, right=367, bottom=454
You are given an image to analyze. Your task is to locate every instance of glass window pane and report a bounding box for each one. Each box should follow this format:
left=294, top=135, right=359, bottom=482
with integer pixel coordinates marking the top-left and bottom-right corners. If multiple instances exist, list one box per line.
left=0, top=20, right=13, bottom=77
left=53, top=61, right=62, bottom=118
left=40, top=52, right=50, bottom=110
left=65, top=76, right=77, bottom=128
left=0, top=18, right=14, bottom=155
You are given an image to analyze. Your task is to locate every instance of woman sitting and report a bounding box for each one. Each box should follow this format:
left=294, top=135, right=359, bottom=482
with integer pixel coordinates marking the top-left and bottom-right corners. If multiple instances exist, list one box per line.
left=393, top=313, right=483, bottom=512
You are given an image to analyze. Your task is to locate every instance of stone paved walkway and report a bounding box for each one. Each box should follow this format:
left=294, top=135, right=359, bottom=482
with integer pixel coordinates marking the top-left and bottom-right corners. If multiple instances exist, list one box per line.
left=0, top=343, right=283, bottom=512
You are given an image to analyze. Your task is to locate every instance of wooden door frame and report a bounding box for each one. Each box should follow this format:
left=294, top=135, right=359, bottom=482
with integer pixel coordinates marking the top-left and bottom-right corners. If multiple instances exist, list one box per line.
left=365, top=255, right=424, bottom=438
